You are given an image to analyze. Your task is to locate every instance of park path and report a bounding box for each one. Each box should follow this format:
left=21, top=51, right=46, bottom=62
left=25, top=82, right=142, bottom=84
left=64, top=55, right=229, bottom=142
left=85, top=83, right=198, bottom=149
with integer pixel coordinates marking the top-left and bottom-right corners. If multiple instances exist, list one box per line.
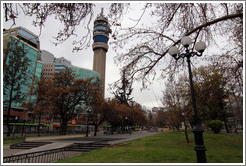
left=3, top=131, right=160, bottom=158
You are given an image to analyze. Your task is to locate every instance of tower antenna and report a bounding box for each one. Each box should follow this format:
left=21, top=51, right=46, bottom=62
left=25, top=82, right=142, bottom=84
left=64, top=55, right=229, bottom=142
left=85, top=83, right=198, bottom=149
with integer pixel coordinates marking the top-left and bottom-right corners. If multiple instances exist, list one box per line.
left=101, top=8, right=104, bottom=15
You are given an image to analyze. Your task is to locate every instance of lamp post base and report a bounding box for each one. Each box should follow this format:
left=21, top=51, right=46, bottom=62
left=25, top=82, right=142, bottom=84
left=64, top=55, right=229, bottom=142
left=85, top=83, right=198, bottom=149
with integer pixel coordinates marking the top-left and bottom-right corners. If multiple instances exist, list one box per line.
left=192, top=124, right=207, bottom=163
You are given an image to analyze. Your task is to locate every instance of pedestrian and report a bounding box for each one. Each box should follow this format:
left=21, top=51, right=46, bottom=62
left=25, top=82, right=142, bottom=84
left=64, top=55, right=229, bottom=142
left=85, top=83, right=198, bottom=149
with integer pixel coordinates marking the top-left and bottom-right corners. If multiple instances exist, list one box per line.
left=104, top=128, right=107, bottom=135
left=234, top=128, right=238, bottom=134
left=129, top=128, right=132, bottom=135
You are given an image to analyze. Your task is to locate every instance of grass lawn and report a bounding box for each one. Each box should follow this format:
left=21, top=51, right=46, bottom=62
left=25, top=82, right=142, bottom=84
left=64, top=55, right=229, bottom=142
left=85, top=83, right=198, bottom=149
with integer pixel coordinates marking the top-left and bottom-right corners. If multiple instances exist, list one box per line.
left=3, top=136, right=26, bottom=145
left=55, top=131, right=243, bottom=163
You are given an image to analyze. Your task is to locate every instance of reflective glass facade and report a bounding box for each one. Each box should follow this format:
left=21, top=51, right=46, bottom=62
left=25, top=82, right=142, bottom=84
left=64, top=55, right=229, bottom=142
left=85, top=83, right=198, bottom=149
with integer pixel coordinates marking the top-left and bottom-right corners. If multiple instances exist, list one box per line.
left=69, top=66, right=100, bottom=82
left=3, top=28, right=41, bottom=108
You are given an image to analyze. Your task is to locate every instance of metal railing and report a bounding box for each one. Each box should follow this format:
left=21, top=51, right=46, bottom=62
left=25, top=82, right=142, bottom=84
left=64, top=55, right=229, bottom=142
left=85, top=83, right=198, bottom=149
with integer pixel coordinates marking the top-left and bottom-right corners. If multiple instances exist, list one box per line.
left=3, top=147, right=80, bottom=163
left=3, top=140, right=109, bottom=163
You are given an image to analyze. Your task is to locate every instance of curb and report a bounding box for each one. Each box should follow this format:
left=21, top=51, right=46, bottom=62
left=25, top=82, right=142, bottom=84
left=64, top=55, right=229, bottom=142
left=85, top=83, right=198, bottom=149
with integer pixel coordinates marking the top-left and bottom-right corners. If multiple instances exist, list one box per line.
left=26, top=134, right=87, bottom=142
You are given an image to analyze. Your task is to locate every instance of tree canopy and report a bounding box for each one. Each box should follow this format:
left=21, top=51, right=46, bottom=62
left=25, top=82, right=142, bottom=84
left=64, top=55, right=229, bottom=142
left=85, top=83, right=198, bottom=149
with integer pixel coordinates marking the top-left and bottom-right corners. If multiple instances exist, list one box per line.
left=111, top=3, right=243, bottom=89
left=34, top=68, right=101, bottom=135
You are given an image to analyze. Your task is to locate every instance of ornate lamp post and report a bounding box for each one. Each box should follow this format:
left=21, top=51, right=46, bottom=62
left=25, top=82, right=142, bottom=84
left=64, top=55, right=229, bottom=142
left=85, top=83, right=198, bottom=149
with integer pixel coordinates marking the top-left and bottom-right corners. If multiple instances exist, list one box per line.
left=168, top=36, right=207, bottom=163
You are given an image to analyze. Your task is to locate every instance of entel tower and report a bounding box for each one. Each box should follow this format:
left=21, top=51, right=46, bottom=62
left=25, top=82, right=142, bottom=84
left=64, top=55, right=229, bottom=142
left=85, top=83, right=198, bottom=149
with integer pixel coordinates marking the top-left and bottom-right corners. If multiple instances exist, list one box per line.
left=92, top=8, right=111, bottom=97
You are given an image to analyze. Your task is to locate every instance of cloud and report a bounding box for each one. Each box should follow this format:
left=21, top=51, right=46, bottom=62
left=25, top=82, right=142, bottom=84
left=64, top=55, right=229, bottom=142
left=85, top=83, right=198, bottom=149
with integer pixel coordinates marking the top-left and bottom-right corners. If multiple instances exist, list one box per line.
left=2, top=3, right=163, bottom=109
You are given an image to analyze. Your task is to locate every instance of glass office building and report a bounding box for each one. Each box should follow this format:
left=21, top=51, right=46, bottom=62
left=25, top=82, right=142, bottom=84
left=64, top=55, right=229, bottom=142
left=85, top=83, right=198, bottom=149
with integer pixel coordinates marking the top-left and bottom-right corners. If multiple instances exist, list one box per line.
left=3, top=27, right=41, bottom=108
left=69, top=66, right=100, bottom=82
left=41, top=52, right=100, bottom=81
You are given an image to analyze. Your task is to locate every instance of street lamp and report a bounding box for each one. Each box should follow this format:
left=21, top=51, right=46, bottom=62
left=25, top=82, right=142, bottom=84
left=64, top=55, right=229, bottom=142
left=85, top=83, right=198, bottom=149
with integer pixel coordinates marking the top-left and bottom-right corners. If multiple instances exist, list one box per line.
left=168, top=36, right=207, bottom=163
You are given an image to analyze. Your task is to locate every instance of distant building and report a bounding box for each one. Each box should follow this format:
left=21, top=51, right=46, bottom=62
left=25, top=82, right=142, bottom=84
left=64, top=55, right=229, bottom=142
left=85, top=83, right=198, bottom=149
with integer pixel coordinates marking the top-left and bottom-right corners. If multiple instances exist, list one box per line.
left=152, top=107, right=164, bottom=114
left=40, top=50, right=100, bottom=81
left=42, top=63, right=55, bottom=80
left=55, top=57, right=72, bottom=66
left=40, top=50, right=54, bottom=63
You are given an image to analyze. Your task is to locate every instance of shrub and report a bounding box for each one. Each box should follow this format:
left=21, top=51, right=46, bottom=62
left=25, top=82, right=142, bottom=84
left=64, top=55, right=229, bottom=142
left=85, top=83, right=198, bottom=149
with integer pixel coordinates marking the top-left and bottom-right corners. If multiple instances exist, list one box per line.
left=207, top=120, right=223, bottom=133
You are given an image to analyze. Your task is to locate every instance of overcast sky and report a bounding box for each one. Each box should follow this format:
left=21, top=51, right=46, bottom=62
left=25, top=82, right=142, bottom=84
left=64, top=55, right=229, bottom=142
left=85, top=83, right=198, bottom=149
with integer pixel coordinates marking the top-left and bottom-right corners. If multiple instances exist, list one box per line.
left=2, top=3, right=166, bottom=110
left=2, top=2, right=230, bottom=110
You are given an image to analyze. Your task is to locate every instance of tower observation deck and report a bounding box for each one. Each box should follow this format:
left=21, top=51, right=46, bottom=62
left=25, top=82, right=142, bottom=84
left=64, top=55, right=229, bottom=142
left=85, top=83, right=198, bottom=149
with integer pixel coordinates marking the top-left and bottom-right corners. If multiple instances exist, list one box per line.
left=92, top=8, right=111, bottom=97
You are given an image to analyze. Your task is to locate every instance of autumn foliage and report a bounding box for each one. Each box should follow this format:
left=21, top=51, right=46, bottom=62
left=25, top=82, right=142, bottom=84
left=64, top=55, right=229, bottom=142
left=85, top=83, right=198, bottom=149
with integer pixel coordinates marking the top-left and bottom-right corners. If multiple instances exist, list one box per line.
left=104, top=99, right=147, bottom=134
left=33, top=68, right=147, bottom=135
left=34, top=68, right=101, bottom=135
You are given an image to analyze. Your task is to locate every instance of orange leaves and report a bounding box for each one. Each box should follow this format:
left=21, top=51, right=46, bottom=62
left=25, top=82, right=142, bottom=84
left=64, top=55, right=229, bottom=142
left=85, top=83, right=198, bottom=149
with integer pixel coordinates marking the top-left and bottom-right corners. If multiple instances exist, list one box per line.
left=34, top=68, right=101, bottom=125
left=105, top=99, right=147, bottom=126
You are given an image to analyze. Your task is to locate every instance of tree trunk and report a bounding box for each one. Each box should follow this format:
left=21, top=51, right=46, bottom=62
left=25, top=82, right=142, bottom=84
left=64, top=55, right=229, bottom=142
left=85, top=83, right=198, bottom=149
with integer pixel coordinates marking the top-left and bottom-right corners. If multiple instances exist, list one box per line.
left=223, top=116, right=230, bottom=133
left=37, top=114, right=41, bottom=136
left=61, top=121, right=67, bottom=135
left=111, top=125, right=114, bottom=135
left=6, top=85, right=14, bottom=137
left=94, top=124, right=98, bottom=136
left=184, top=124, right=190, bottom=143
left=12, top=125, right=16, bottom=136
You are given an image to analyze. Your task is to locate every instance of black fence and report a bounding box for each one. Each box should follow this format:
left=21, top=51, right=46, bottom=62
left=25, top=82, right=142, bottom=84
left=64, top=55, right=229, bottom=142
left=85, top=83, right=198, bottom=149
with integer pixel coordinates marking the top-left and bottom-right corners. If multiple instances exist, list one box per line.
left=3, top=147, right=81, bottom=163
left=3, top=124, right=95, bottom=137
left=3, top=140, right=109, bottom=163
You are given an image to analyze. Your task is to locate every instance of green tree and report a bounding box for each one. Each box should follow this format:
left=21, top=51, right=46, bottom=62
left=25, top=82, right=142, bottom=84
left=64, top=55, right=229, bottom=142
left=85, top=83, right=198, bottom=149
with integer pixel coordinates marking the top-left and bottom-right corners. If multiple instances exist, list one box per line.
left=3, top=37, right=30, bottom=137
left=193, top=66, right=230, bottom=132
left=110, top=67, right=134, bottom=106
left=207, top=120, right=223, bottom=133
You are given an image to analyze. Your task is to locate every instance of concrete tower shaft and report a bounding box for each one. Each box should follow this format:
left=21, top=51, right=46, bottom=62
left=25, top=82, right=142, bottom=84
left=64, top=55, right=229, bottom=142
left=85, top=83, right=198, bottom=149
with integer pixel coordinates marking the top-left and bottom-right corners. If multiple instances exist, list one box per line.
left=92, top=8, right=111, bottom=97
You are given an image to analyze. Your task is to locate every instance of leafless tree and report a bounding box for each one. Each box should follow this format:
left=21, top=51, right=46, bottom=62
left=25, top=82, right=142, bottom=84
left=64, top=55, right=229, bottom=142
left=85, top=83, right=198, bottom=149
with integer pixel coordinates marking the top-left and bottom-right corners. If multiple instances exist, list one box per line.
left=3, top=3, right=243, bottom=92
left=3, top=3, right=94, bottom=51
left=112, top=3, right=243, bottom=90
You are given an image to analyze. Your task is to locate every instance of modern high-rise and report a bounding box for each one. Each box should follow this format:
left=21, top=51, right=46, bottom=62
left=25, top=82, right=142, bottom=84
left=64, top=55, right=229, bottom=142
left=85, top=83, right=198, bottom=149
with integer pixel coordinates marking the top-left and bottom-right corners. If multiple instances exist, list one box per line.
left=3, top=27, right=41, bottom=121
left=92, top=8, right=111, bottom=97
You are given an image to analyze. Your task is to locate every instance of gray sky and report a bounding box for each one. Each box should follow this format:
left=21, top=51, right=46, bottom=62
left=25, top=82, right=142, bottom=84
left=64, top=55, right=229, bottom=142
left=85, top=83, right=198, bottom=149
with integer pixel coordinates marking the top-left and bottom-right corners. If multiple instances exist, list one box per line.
left=2, top=2, right=230, bottom=110
left=2, top=3, right=164, bottom=110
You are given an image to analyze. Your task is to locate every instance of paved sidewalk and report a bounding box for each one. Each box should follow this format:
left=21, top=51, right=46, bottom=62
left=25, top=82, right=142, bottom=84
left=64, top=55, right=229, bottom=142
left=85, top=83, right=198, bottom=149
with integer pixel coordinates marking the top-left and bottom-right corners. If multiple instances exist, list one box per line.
left=13, top=143, right=74, bottom=156
left=3, top=131, right=160, bottom=157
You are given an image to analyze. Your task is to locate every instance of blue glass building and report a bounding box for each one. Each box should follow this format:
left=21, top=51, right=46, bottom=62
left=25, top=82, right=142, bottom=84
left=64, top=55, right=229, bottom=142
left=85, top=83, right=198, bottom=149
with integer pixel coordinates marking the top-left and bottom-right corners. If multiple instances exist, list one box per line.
left=3, top=27, right=41, bottom=109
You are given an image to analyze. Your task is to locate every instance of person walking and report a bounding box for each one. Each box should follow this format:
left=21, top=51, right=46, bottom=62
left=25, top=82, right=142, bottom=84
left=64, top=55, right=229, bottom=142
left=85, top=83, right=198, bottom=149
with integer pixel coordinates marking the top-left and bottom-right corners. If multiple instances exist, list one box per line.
left=128, top=128, right=132, bottom=135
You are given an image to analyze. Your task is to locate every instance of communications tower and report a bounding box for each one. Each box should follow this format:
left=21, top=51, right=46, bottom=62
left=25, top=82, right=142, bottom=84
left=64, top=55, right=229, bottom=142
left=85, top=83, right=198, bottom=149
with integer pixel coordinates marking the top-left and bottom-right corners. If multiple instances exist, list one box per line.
left=92, top=8, right=111, bottom=97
